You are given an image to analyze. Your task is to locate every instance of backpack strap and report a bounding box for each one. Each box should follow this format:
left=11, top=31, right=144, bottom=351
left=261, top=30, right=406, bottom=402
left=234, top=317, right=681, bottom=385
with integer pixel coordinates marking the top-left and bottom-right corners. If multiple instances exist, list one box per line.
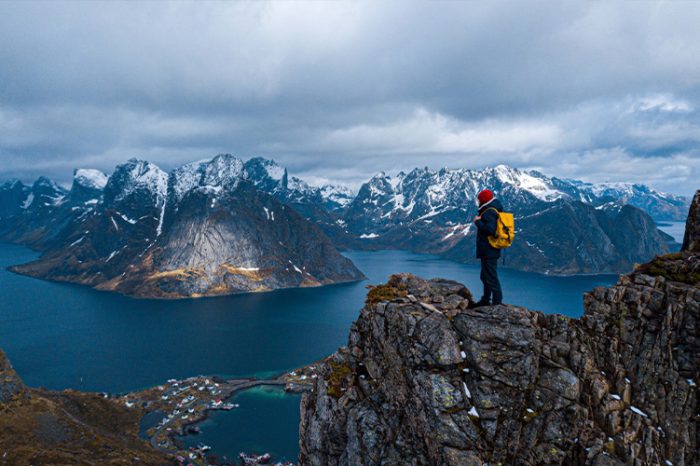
left=484, top=207, right=509, bottom=238
left=483, top=207, right=501, bottom=219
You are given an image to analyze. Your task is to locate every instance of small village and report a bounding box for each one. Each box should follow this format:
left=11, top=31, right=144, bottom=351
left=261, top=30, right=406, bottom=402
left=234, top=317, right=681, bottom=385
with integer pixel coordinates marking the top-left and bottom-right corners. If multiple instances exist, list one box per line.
left=116, top=362, right=321, bottom=466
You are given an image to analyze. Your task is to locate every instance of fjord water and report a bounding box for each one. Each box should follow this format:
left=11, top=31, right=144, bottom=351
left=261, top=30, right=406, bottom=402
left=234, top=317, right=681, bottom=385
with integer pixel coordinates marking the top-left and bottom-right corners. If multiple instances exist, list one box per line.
left=658, top=221, right=687, bottom=244
left=0, top=243, right=617, bottom=460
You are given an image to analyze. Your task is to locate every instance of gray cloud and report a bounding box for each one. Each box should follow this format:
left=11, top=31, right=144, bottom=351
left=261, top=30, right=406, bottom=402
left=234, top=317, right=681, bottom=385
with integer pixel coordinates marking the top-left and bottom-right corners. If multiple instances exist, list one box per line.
left=0, top=1, right=699, bottom=195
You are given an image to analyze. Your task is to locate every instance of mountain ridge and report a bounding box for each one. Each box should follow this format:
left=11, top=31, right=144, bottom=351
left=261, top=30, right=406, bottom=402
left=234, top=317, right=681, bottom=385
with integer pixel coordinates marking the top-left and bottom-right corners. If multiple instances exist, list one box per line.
left=0, top=157, right=686, bottom=280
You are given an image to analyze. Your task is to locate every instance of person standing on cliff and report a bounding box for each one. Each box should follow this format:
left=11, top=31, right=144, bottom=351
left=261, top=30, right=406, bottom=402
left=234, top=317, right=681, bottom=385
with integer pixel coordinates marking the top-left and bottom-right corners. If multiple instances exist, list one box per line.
left=472, top=189, right=504, bottom=307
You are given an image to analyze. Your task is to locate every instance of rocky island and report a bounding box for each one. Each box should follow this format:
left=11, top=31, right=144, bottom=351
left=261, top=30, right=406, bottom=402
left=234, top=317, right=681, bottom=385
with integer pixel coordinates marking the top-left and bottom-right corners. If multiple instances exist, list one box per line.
left=299, top=190, right=699, bottom=465
left=5, top=155, right=364, bottom=298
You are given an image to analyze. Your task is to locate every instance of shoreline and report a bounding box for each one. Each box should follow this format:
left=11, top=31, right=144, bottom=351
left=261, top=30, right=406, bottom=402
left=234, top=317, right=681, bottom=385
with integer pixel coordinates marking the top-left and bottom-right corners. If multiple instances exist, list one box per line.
left=120, top=361, right=322, bottom=465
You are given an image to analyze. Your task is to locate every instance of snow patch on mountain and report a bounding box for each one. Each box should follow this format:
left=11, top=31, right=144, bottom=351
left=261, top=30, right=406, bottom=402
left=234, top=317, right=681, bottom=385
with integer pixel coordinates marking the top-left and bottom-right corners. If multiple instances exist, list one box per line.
left=74, top=169, right=108, bottom=190
left=493, top=165, right=564, bottom=201
left=111, top=159, right=168, bottom=203
left=320, top=184, right=354, bottom=207
left=22, top=193, right=34, bottom=209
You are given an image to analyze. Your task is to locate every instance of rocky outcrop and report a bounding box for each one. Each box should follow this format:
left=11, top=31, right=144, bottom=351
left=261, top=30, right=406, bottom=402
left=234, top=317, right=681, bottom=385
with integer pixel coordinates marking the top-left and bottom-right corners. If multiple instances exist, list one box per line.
left=0, top=349, right=26, bottom=403
left=683, top=190, right=700, bottom=253
left=299, top=233, right=699, bottom=463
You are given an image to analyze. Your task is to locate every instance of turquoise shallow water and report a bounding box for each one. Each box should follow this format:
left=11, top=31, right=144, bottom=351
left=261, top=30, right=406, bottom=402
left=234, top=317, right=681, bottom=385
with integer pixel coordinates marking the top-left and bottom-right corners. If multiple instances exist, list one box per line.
left=0, top=243, right=618, bottom=461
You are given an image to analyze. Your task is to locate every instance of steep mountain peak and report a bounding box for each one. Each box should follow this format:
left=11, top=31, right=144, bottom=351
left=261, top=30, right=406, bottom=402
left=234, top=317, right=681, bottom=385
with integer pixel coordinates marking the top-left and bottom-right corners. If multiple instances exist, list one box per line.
left=32, top=176, right=63, bottom=192
left=488, top=164, right=564, bottom=202
left=168, top=155, right=246, bottom=204
left=287, top=175, right=312, bottom=192
left=30, top=176, right=67, bottom=206
left=1, top=179, right=24, bottom=190
left=73, top=168, right=108, bottom=190
left=200, top=154, right=245, bottom=190
left=320, top=184, right=354, bottom=208
left=244, top=157, right=287, bottom=183
left=69, top=169, right=108, bottom=205
left=105, top=159, right=168, bottom=205
left=169, top=158, right=209, bottom=203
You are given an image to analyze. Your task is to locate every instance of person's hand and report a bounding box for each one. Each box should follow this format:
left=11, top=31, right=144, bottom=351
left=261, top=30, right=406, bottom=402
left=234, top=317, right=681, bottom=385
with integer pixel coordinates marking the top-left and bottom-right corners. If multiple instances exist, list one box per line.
left=474, top=215, right=481, bottom=222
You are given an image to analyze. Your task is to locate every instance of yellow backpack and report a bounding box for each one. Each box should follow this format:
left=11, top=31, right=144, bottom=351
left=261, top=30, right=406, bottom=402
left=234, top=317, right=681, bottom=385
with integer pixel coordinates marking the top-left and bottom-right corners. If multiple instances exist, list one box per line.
left=485, top=208, right=515, bottom=249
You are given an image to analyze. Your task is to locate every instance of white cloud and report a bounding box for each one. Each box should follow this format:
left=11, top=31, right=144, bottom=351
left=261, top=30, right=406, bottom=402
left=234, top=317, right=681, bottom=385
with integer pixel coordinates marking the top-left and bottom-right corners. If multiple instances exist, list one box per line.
left=318, top=108, right=563, bottom=155
left=633, top=95, right=693, bottom=113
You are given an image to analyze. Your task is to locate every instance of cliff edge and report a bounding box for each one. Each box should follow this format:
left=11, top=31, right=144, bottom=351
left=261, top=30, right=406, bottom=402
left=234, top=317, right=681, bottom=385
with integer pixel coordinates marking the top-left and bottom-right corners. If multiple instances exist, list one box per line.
left=683, top=190, right=700, bottom=253
left=299, top=192, right=700, bottom=465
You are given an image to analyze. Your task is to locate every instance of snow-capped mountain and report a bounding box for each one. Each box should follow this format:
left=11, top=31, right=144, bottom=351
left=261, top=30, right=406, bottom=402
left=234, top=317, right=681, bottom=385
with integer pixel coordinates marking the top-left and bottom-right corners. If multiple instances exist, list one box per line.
left=6, top=155, right=363, bottom=298
left=0, top=176, right=73, bottom=248
left=243, top=157, right=353, bottom=211
left=547, top=178, right=689, bottom=221
left=344, top=165, right=569, bottom=238
left=70, top=169, right=108, bottom=204
left=340, top=164, right=678, bottom=274
left=320, top=184, right=354, bottom=210
left=241, top=157, right=354, bottom=245
left=0, top=157, right=687, bottom=277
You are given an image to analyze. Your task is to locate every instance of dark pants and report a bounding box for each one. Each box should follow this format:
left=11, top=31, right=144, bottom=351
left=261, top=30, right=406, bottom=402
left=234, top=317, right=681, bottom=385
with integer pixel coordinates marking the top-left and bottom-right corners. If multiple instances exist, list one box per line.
left=480, top=258, right=502, bottom=304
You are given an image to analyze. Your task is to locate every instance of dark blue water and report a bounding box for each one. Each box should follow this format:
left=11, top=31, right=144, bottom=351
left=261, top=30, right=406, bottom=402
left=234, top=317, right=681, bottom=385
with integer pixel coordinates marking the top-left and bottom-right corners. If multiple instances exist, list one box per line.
left=0, top=242, right=617, bottom=461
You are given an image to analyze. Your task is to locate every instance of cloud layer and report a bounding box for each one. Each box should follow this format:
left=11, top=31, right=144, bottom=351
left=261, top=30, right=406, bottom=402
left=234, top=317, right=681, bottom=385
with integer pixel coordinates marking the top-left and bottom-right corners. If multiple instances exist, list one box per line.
left=1, top=1, right=699, bottom=195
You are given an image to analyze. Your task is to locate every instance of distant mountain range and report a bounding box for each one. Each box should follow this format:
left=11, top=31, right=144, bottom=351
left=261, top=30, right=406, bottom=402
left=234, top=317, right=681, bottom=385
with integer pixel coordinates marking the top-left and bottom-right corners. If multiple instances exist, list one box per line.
left=334, top=165, right=683, bottom=274
left=0, top=156, right=688, bottom=296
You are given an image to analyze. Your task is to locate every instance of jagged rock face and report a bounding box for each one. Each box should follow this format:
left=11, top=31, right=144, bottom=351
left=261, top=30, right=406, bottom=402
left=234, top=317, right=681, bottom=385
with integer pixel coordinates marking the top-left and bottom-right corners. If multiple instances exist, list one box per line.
left=0, top=176, right=73, bottom=248
left=243, top=157, right=354, bottom=247
left=0, top=179, right=30, bottom=219
left=682, top=190, right=700, bottom=252
left=0, top=349, right=26, bottom=403
left=299, top=264, right=698, bottom=464
left=243, top=156, right=351, bottom=211
left=69, top=168, right=108, bottom=204
left=10, top=155, right=364, bottom=298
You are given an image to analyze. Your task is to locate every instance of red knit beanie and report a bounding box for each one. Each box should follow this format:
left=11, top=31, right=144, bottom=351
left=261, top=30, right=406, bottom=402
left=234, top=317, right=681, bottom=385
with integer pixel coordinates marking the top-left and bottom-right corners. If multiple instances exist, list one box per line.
left=477, top=189, right=494, bottom=206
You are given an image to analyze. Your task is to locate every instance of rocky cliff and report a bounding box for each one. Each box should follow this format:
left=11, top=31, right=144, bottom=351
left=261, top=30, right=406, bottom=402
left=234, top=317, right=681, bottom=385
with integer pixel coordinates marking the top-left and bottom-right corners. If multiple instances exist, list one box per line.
left=299, top=193, right=700, bottom=465
left=683, top=190, right=700, bottom=253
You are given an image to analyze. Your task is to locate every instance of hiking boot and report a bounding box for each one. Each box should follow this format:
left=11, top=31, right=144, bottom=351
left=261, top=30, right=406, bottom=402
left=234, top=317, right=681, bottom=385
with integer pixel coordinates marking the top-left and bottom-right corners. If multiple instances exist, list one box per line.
left=469, top=299, right=490, bottom=309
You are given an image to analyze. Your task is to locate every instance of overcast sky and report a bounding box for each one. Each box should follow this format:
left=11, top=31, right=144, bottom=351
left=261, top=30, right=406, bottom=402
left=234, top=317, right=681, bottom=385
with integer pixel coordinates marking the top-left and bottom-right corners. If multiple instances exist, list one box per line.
left=1, top=1, right=699, bottom=195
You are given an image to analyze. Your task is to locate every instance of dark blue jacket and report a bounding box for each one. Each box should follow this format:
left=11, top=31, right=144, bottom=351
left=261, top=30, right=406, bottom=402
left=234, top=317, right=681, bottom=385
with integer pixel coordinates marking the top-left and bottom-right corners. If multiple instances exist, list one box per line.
left=475, top=198, right=504, bottom=259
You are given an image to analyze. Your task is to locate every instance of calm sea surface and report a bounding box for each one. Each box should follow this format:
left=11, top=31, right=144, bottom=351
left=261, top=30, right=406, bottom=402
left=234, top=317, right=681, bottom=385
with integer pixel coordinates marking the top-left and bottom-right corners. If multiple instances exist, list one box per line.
left=657, top=221, right=687, bottom=244
left=0, top=243, right=618, bottom=461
